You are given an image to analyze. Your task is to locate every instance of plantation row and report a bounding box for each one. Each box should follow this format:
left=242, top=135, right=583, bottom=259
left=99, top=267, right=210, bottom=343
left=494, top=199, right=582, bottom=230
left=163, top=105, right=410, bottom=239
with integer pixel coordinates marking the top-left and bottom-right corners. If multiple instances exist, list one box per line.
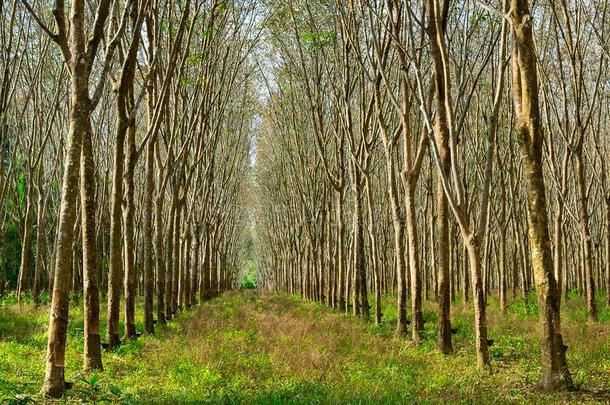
left=0, top=0, right=257, bottom=398
left=253, top=0, right=610, bottom=394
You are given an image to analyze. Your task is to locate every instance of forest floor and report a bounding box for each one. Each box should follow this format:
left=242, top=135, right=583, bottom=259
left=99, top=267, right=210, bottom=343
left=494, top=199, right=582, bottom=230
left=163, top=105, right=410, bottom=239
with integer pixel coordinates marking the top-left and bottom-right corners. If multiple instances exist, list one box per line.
left=0, top=290, right=609, bottom=404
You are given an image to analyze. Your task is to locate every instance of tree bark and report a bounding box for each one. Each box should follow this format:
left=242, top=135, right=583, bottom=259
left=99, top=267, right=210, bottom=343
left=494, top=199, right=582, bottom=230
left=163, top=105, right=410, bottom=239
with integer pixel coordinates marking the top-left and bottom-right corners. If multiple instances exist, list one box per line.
left=143, top=138, right=155, bottom=333
left=81, top=119, right=103, bottom=371
left=42, top=69, right=89, bottom=398
left=17, top=183, right=34, bottom=300
left=33, top=171, right=46, bottom=305
left=123, top=119, right=137, bottom=339
left=510, top=0, right=574, bottom=391
left=574, top=145, right=597, bottom=322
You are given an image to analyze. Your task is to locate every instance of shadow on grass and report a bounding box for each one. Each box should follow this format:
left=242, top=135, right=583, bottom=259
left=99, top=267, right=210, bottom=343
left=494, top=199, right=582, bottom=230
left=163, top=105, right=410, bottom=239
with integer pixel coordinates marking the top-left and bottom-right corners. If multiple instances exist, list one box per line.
left=0, top=306, right=46, bottom=344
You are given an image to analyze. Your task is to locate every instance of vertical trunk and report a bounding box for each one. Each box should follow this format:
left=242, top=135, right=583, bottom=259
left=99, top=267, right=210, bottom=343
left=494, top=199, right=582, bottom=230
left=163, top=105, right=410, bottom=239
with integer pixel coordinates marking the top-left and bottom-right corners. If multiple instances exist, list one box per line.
left=17, top=184, right=34, bottom=300
left=155, top=188, right=166, bottom=324
left=436, top=169, right=452, bottom=354
left=365, top=177, right=382, bottom=324
left=511, top=0, right=574, bottom=391
left=326, top=212, right=334, bottom=307
left=184, top=224, right=192, bottom=308
left=81, top=120, right=103, bottom=370
left=427, top=0, right=453, bottom=354
left=42, top=73, right=89, bottom=397
left=606, top=198, right=610, bottom=307
left=463, top=244, right=470, bottom=308
left=123, top=120, right=137, bottom=339
left=352, top=176, right=368, bottom=320
left=384, top=157, right=408, bottom=335
left=499, top=228, right=507, bottom=312
left=574, top=149, right=597, bottom=321
left=33, top=175, right=46, bottom=305
left=405, top=179, right=424, bottom=341
left=554, top=202, right=564, bottom=307
left=200, top=232, right=210, bottom=301
left=165, top=198, right=176, bottom=320
left=172, top=205, right=181, bottom=312
left=192, top=226, right=201, bottom=306
left=143, top=139, right=155, bottom=333
left=107, top=111, right=126, bottom=349
left=465, top=235, right=490, bottom=368
left=178, top=227, right=185, bottom=308
left=210, top=228, right=218, bottom=296
left=336, top=191, right=345, bottom=310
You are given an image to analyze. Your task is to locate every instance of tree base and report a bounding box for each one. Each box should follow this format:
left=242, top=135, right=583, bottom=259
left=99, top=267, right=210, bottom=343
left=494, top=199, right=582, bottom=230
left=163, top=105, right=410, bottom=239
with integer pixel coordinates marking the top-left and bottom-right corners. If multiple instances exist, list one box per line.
left=42, top=364, right=68, bottom=398
left=534, top=372, right=576, bottom=393
left=105, top=333, right=121, bottom=351
left=84, top=333, right=103, bottom=371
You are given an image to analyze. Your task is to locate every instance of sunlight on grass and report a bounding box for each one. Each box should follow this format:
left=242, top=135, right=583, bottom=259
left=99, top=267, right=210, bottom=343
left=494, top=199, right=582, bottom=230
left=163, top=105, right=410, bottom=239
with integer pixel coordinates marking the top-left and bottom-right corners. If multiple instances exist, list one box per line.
left=0, top=291, right=608, bottom=403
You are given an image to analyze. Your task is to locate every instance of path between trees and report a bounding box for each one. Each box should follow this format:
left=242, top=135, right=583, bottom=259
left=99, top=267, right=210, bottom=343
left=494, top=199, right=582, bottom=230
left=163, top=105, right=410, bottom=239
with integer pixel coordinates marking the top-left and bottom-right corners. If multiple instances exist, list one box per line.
left=2, top=291, right=609, bottom=403
left=91, top=291, right=610, bottom=403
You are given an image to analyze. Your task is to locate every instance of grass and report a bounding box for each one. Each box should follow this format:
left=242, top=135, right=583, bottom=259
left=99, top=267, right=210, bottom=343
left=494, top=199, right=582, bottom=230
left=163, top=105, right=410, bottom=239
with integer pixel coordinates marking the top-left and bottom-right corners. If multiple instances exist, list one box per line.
left=0, top=290, right=609, bottom=404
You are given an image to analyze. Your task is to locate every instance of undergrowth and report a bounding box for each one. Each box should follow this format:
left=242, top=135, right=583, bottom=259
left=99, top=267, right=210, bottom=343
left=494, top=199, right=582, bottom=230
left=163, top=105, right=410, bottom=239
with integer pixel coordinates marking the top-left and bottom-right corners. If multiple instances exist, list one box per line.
left=0, top=291, right=608, bottom=404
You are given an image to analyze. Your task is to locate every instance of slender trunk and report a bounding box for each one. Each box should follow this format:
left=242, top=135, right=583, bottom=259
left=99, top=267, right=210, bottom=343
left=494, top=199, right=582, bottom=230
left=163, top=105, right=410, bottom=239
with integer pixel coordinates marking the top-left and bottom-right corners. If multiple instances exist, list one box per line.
left=42, top=75, right=88, bottom=398
left=172, top=204, right=181, bottom=312
left=511, top=0, right=574, bottom=390
left=106, top=110, right=127, bottom=349
left=192, top=226, right=201, bottom=306
left=81, top=121, right=103, bottom=370
left=574, top=149, right=597, bottom=322
left=155, top=186, right=166, bottom=324
left=184, top=224, right=192, bottom=308
left=427, top=1, right=453, bottom=354
left=336, top=191, right=345, bottom=310
left=33, top=178, right=46, bottom=305
left=383, top=156, right=408, bottom=335
left=606, top=198, right=610, bottom=307
left=352, top=176, right=368, bottom=320
left=465, top=235, right=490, bottom=368
left=405, top=179, right=424, bottom=341
left=17, top=185, right=34, bottom=300
left=143, top=139, right=155, bottom=333
left=554, top=202, right=564, bottom=307
left=165, top=198, right=176, bottom=319
left=365, top=176, right=382, bottom=324
left=436, top=171, right=452, bottom=354
left=499, top=227, right=507, bottom=312
left=123, top=120, right=137, bottom=339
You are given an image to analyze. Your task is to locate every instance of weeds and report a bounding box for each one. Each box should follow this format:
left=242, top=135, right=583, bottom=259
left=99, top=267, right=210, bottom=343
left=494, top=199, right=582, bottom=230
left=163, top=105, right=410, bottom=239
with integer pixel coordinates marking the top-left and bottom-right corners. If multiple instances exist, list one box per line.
left=0, top=291, right=608, bottom=403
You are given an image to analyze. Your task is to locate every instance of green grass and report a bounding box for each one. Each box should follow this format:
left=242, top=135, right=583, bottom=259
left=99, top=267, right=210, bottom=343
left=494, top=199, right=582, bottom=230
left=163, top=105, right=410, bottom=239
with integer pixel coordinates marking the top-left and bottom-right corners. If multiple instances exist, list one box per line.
left=0, top=291, right=609, bottom=403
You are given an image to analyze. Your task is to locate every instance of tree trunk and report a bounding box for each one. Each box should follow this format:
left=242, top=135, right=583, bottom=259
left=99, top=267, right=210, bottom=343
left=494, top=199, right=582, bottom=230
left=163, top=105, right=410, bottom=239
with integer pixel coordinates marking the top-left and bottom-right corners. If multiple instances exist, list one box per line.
left=427, top=0, right=453, bottom=355
left=606, top=198, right=610, bottom=307
left=405, top=178, right=424, bottom=342
left=143, top=139, right=155, bottom=333
left=33, top=174, right=46, bottom=305
left=511, top=0, right=574, bottom=391
left=155, top=183, right=166, bottom=324
left=165, top=197, right=176, bottom=320
left=123, top=120, right=137, bottom=339
left=336, top=191, right=345, bottom=310
left=464, top=235, right=490, bottom=368
left=42, top=73, right=89, bottom=397
left=106, top=104, right=127, bottom=349
left=81, top=120, right=103, bottom=371
left=17, top=184, right=34, bottom=300
left=172, top=204, right=181, bottom=312
left=574, top=148, right=597, bottom=322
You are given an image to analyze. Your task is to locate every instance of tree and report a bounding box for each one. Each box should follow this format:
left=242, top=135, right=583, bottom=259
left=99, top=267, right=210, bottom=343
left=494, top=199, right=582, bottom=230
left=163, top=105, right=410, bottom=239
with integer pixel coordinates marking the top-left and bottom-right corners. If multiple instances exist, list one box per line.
left=510, top=0, right=574, bottom=391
